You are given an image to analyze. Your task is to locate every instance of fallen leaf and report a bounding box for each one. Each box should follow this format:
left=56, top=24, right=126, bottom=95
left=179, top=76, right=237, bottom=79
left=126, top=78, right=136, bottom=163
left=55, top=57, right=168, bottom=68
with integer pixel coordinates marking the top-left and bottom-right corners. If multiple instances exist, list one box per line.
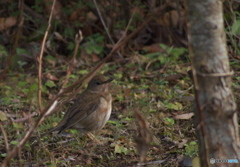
left=87, top=12, right=97, bottom=21
left=54, top=32, right=68, bottom=43
left=177, top=139, right=188, bottom=148
left=143, top=43, right=164, bottom=53
left=44, top=73, right=59, bottom=81
left=174, top=113, right=194, bottom=120
left=0, top=17, right=17, bottom=31
left=123, top=88, right=132, bottom=100
left=0, top=111, right=7, bottom=121
left=167, top=102, right=183, bottom=110
left=91, top=53, right=101, bottom=62
left=114, top=144, right=129, bottom=155
left=45, top=80, right=56, bottom=88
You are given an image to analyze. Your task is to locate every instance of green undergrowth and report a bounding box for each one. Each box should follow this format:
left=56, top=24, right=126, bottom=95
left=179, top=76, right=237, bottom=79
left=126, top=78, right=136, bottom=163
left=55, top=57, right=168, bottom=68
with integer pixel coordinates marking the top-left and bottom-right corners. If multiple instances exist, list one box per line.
left=1, top=1, right=240, bottom=166
left=0, top=44, right=202, bottom=166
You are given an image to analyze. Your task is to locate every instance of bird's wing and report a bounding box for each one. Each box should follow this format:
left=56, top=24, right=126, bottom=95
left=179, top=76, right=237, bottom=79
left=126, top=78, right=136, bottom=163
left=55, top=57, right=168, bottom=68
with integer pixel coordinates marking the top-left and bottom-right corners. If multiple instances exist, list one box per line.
left=57, top=94, right=101, bottom=133
left=41, top=99, right=86, bottom=136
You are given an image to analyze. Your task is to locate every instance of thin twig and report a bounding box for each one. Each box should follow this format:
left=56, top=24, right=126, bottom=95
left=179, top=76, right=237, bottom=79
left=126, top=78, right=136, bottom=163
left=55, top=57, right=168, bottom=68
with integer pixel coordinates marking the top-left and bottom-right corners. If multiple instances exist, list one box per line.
left=93, top=0, right=114, bottom=45
left=93, top=0, right=123, bottom=58
left=0, top=122, right=9, bottom=151
left=37, top=0, right=57, bottom=113
left=12, top=112, right=37, bottom=123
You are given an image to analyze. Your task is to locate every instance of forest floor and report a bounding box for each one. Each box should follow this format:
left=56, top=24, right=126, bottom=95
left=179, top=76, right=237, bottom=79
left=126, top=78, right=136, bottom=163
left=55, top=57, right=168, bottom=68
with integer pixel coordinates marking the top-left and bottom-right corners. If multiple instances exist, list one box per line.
left=0, top=1, right=240, bottom=166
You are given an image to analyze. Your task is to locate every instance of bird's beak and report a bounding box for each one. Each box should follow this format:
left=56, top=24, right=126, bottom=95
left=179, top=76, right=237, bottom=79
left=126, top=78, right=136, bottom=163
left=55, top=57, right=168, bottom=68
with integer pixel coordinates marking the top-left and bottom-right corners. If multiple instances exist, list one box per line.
left=101, top=78, right=114, bottom=85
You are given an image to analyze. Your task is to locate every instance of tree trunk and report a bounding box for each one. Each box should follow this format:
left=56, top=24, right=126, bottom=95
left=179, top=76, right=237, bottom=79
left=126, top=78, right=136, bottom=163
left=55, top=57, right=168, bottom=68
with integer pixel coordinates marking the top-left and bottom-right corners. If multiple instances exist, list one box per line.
left=185, top=0, right=240, bottom=166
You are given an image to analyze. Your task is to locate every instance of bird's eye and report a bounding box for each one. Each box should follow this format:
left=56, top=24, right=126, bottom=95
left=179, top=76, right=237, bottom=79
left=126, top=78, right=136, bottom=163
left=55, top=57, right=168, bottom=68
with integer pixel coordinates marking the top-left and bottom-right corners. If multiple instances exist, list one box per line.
left=96, top=81, right=101, bottom=85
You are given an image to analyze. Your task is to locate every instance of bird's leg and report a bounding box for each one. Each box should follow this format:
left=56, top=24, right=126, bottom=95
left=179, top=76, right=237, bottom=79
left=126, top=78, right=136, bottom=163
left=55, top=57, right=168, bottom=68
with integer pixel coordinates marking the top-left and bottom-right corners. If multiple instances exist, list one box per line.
left=86, top=132, right=102, bottom=145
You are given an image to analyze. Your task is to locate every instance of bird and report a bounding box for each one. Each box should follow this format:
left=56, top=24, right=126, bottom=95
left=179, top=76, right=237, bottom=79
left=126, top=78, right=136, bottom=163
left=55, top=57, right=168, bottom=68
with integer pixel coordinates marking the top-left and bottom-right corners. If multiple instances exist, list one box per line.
left=43, top=74, right=113, bottom=141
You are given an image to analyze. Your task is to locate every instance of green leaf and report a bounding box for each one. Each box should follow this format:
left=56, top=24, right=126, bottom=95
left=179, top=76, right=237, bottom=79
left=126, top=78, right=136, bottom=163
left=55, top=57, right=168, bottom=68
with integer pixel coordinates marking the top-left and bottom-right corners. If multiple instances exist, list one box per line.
left=64, top=27, right=75, bottom=37
left=29, top=83, right=38, bottom=91
left=0, top=45, right=8, bottom=56
left=45, top=80, right=56, bottom=88
left=84, top=33, right=105, bottom=55
left=94, top=45, right=103, bottom=54
left=184, top=141, right=198, bottom=158
left=171, top=47, right=187, bottom=58
left=159, top=43, right=168, bottom=50
left=25, top=142, right=31, bottom=148
left=0, top=111, right=7, bottom=121
left=10, top=140, right=19, bottom=145
left=107, top=120, right=118, bottom=125
left=159, top=55, right=166, bottom=64
left=78, top=70, right=88, bottom=75
left=144, top=52, right=159, bottom=58
left=17, top=60, right=27, bottom=68
left=4, top=86, right=11, bottom=90
left=45, top=55, right=57, bottom=61
left=69, top=74, right=77, bottom=79
left=167, top=102, right=183, bottom=110
left=69, top=129, right=79, bottom=135
left=16, top=48, right=30, bottom=55
left=67, top=42, right=75, bottom=51
left=22, top=88, right=29, bottom=93
left=18, top=81, right=27, bottom=87
left=41, top=85, right=49, bottom=94
left=13, top=122, right=23, bottom=129
left=114, top=144, right=129, bottom=155
left=163, top=117, right=175, bottom=126
left=1, top=153, right=7, bottom=157
left=231, top=20, right=240, bottom=35
left=114, top=73, right=122, bottom=79
left=85, top=46, right=93, bottom=54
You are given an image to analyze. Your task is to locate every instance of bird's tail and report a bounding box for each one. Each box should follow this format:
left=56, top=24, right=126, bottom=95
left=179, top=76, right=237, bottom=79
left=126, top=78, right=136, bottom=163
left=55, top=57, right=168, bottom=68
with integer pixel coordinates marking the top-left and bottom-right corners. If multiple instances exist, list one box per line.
left=41, top=126, right=61, bottom=137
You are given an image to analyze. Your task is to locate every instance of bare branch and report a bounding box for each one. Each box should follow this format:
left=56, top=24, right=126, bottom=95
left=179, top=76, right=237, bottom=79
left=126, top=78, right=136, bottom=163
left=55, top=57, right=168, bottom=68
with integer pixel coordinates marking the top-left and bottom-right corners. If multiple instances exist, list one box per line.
left=0, top=122, right=9, bottom=151
left=37, top=0, right=57, bottom=113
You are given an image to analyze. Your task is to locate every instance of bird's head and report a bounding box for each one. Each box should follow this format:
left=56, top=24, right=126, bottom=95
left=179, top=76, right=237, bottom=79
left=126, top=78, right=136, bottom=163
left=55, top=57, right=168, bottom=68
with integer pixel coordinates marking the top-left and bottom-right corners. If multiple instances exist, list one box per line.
left=87, top=75, right=113, bottom=92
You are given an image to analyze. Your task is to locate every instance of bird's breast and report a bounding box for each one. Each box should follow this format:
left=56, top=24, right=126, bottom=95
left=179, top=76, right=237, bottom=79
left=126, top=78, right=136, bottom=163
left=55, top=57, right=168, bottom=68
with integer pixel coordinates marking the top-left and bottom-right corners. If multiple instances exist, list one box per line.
left=97, top=94, right=112, bottom=128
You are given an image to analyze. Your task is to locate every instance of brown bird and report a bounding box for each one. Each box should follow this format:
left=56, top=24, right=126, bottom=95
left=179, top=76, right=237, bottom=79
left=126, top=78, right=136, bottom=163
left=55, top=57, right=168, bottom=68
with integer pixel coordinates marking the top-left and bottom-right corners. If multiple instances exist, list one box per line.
left=43, top=74, right=113, bottom=140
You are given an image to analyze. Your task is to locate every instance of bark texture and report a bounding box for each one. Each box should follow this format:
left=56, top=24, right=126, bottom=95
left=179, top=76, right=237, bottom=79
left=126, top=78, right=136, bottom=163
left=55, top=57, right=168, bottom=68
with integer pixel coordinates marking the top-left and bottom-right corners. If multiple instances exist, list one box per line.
left=185, top=0, right=240, bottom=166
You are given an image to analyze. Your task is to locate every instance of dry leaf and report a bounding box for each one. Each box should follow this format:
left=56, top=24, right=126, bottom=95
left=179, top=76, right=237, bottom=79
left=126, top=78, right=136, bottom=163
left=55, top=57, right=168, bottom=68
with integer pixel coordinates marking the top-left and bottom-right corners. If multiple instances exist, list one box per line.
left=54, top=32, right=68, bottom=43
left=0, top=17, right=17, bottom=31
left=43, top=73, right=59, bottom=81
left=158, top=10, right=185, bottom=29
left=143, top=43, right=164, bottom=53
left=69, top=10, right=79, bottom=21
left=91, top=53, right=101, bottom=62
left=177, top=139, right=188, bottom=148
left=165, top=74, right=184, bottom=85
left=174, top=113, right=194, bottom=120
left=123, top=88, right=132, bottom=100
left=0, top=110, right=7, bottom=121
left=87, top=12, right=97, bottom=21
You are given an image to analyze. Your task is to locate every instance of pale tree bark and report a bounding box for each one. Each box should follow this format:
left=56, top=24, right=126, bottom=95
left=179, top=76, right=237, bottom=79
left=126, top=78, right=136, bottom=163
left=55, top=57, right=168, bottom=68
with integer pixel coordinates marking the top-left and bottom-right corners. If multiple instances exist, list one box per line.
left=185, top=0, right=240, bottom=167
